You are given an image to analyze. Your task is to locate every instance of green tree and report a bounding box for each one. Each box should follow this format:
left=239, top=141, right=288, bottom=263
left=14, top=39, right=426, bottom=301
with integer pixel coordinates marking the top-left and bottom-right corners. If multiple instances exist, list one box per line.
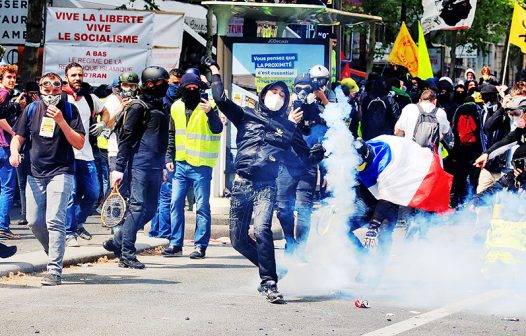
left=344, top=0, right=520, bottom=78
left=19, top=0, right=45, bottom=87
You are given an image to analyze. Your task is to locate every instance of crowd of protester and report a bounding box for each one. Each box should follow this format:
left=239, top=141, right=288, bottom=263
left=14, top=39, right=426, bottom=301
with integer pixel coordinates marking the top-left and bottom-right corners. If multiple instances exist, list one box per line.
left=0, top=56, right=525, bottom=302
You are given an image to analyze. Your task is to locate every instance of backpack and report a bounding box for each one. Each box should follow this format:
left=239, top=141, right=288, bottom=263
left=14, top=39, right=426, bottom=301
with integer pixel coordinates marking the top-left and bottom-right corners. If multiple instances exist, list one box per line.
left=362, top=96, right=390, bottom=140
left=456, top=114, right=478, bottom=145
left=111, top=98, right=149, bottom=137
left=412, top=104, right=440, bottom=151
left=367, top=97, right=387, bottom=111
left=27, top=101, right=73, bottom=122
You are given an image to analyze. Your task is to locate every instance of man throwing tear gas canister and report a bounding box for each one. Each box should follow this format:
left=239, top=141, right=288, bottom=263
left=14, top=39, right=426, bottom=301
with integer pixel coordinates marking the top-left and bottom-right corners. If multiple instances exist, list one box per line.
left=205, top=57, right=325, bottom=304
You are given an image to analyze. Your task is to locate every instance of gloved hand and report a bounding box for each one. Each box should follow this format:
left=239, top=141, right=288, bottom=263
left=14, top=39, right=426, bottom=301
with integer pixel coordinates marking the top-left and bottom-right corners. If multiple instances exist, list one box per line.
left=309, top=144, right=326, bottom=164
left=100, top=128, right=111, bottom=139
left=89, top=121, right=106, bottom=137
left=110, top=170, right=124, bottom=186
left=201, top=56, right=220, bottom=70
left=364, top=220, right=381, bottom=249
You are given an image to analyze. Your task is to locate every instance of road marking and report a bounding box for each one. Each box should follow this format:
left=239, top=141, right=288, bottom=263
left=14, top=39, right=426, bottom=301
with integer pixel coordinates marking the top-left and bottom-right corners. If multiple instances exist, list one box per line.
left=362, top=290, right=506, bottom=336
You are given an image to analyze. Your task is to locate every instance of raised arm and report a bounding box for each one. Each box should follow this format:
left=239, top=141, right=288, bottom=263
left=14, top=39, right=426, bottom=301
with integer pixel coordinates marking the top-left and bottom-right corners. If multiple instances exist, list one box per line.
left=209, top=65, right=245, bottom=127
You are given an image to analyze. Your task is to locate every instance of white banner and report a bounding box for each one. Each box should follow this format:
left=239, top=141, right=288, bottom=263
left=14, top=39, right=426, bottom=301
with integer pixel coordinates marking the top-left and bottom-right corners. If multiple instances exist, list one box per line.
left=153, top=13, right=184, bottom=48
left=45, top=7, right=154, bottom=48
left=43, top=45, right=149, bottom=85
left=0, top=0, right=29, bottom=44
left=150, top=48, right=181, bottom=72
left=421, top=0, right=478, bottom=35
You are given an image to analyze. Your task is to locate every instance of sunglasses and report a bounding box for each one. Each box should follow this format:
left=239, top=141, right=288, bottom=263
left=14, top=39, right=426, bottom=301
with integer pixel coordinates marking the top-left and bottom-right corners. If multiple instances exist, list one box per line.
left=40, top=80, right=62, bottom=88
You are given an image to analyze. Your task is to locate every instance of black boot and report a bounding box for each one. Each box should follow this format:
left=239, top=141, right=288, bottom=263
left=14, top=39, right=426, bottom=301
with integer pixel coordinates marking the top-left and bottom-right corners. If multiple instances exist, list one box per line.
left=0, top=243, right=17, bottom=258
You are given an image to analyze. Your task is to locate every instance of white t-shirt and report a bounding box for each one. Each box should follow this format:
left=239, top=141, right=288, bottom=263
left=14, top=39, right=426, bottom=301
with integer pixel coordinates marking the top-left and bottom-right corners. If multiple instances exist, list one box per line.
left=102, top=94, right=122, bottom=158
left=395, top=102, right=450, bottom=140
left=67, top=93, right=104, bottom=161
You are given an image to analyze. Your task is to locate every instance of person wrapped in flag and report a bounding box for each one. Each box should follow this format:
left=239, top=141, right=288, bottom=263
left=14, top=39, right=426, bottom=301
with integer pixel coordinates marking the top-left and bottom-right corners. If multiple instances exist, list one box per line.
left=353, top=135, right=453, bottom=249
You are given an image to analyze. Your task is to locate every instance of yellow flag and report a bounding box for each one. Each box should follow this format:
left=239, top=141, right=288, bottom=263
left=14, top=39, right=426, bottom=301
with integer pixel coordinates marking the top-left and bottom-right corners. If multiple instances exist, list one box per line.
left=510, top=2, right=526, bottom=53
left=417, top=22, right=434, bottom=80
left=387, top=22, right=418, bottom=77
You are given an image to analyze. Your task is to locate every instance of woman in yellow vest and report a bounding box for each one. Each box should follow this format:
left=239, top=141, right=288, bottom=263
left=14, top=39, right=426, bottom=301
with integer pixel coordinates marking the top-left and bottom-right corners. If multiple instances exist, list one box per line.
left=163, top=73, right=223, bottom=259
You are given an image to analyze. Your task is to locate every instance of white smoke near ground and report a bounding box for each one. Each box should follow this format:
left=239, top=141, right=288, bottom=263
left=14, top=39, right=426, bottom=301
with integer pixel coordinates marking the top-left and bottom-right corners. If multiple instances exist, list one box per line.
left=279, top=88, right=526, bottom=315
left=280, top=87, right=362, bottom=295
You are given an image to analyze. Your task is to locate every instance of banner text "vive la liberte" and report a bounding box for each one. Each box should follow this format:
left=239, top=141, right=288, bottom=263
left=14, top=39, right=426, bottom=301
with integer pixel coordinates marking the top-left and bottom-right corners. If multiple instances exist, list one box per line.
left=54, top=11, right=144, bottom=44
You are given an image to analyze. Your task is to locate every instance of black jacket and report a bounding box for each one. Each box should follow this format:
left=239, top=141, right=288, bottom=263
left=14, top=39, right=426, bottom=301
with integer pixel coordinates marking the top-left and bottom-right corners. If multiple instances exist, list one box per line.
left=451, top=101, right=483, bottom=161
left=211, top=74, right=313, bottom=182
left=116, top=92, right=169, bottom=172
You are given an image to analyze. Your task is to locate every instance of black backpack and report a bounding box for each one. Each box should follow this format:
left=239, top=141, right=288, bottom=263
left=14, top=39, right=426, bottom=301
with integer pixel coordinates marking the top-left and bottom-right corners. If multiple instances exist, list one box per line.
left=413, top=104, right=440, bottom=152
left=111, top=98, right=149, bottom=137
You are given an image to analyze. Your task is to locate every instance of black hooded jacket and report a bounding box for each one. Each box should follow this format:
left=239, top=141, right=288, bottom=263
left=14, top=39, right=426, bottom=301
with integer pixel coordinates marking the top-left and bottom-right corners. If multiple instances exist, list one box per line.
left=211, top=74, right=312, bottom=181
left=115, top=92, right=170, bottom=172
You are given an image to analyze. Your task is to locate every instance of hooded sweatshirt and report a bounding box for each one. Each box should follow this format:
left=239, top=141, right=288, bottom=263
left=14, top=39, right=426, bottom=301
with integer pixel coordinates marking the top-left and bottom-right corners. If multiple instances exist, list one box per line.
left=212, top=75, right=313, bottom=181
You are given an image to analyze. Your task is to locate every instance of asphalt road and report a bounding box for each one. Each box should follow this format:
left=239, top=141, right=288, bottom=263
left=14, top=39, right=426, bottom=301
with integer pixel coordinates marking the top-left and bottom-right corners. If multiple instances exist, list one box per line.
left=1, top=240, right=525, bottom=336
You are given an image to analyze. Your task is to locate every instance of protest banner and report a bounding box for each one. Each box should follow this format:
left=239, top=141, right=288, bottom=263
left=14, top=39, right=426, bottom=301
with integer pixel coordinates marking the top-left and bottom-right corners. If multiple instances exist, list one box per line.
left=44, top=45, right=148, bottom=82
left=0, top=0, right=29, bottom=44
left=43, top=7, right=183, bottom=85
left=45, top=7, right=154, bottom=48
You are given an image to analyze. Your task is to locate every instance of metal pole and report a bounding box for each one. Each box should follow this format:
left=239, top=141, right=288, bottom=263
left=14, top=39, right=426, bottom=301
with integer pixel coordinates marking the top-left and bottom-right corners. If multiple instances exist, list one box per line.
left=503, top=39, right=511, bottom=84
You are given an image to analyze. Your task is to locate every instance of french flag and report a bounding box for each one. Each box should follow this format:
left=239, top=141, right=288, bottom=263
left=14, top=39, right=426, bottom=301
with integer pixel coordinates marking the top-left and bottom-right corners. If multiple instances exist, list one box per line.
left=358, top=135, right=452, bottom=213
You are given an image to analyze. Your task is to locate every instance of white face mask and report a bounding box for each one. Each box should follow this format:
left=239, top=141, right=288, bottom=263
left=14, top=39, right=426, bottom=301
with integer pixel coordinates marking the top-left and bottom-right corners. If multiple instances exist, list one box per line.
left=264, top=91, right=284, bottom=112
left=41, top=94, right=61, bottom=107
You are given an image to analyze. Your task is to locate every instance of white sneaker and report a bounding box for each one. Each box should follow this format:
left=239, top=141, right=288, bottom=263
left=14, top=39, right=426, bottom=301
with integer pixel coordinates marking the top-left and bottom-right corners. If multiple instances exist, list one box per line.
left=66, top=236, right=80, bottom=247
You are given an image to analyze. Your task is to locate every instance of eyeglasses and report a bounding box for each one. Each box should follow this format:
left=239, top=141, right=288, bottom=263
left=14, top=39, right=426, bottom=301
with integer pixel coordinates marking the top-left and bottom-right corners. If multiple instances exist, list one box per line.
left=40, top=81, right=62, bottom=88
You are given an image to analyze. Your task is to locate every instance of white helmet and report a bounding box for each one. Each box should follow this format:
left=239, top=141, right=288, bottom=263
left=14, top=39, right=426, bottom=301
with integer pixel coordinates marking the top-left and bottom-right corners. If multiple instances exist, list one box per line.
left=309, top=65, right=330, bottom=79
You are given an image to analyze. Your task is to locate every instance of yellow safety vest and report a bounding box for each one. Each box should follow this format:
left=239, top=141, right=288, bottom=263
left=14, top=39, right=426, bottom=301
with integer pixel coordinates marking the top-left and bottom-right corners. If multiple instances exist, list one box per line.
left=96, top=114, right=109, bottom=150
left=171, top=99, right=221, bottom=168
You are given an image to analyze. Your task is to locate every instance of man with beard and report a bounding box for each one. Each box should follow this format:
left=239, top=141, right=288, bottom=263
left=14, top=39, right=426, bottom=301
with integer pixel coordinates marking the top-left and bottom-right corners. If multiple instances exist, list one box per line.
left=162, top=72, right=223, bottom=259
left=103, top=66, right=170, bottom=269
left=62, top=63, right=110, bottom=247
left=10, top=72, right=85, bottom=285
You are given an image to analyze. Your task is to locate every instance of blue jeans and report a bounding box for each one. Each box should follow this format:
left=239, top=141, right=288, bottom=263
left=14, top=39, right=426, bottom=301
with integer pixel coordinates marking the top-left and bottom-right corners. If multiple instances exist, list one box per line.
left=169, top=162, right=212, bottom=248
left=149, top=170, right=173, bottom=238
left=229, top=178, right=277, bottom=284
left=276, top=165, right=316, bottom=248
left=65, top=160, right=100, bottom=237
left=94, top=149, right=109, bottom=201
left=0, top=147, right=16, bottom=231
left=113, top=168, right=162, bottom=259
left=26, top=174, right=74, bottom=275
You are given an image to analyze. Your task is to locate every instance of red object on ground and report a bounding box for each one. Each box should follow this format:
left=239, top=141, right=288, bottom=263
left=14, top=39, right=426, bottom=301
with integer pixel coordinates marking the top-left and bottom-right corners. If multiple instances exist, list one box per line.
left=354, top=299, right=369, bottom=308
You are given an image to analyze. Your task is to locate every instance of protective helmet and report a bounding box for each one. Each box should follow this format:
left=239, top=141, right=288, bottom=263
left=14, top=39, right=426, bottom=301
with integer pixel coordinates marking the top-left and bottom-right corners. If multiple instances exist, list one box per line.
left=185, top=67, right=201, bottom=77
left=309, top=65, right=330, bottom=79
left=480, top=84, right=498, bottom=94
left=141, top=66, right=169, bottom=85
left=119, top=71, right=139, bottom=84
left=354, top=138, right=374, bottom=172
left=294, top=73, right=311, bottom=86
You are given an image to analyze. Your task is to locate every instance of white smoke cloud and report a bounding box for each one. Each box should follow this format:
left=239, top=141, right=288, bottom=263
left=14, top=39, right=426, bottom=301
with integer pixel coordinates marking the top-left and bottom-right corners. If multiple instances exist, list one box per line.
left=279, top=87, right=362, bottom=295
left=279, top=88, right=526, bottom=314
